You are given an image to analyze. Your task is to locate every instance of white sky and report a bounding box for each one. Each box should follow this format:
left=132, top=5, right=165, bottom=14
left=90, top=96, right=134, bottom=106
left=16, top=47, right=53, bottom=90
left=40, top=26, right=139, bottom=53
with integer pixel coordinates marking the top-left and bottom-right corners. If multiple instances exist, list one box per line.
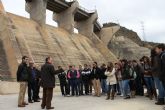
left=1, top=0, right=165, bottom=43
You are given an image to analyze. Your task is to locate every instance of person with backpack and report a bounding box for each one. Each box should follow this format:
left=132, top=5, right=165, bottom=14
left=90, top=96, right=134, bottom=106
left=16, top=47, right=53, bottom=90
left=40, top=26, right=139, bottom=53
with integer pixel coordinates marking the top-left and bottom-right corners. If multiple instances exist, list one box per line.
left=17, top=56, right=29, bottom=107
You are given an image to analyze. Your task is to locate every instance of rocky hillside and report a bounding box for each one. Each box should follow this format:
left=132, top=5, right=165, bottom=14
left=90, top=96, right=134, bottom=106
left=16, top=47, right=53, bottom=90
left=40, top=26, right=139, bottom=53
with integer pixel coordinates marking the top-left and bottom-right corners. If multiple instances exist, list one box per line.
left=104, top=22, right=160, bottom=49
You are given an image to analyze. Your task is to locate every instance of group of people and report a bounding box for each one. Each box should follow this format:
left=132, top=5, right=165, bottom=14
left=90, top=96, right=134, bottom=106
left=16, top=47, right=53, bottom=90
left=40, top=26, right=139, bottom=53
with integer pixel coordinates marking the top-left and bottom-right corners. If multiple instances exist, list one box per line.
left=16, top=44, right=165, bottom=109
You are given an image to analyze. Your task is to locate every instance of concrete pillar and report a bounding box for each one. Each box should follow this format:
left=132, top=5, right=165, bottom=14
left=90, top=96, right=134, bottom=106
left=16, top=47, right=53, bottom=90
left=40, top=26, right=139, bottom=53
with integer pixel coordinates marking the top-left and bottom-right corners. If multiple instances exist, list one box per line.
left=25, top=0, right=47, bottom=26
left=53, top=1, right=79, bottom=33
left=97, top=25, right=120, bottom=46
left=76, top=11, right=98, bottom=37
left=0, top=0, right=5, bottom=14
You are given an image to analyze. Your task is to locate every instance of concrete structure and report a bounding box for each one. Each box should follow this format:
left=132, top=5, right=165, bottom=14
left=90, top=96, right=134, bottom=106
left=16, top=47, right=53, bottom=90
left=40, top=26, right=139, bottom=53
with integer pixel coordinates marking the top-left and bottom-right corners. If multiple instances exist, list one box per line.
left=97, top=25, right=120, bottom=46
left=76, top=11, right=98, bottom=37
left=0, top=0, right=117, bottom=80
left=25, top=0, right=47, bottom=26
left=53, top=1, right=79, bottom=33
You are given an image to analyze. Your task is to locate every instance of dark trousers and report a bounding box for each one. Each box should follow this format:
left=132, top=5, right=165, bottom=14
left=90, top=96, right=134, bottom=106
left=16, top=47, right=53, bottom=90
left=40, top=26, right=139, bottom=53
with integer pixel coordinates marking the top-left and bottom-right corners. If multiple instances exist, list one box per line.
left=162, top=80, right=165, bottom=91
left=28, top=81, right=37, bottom=101
left=107, top=84, right=116, bottom=94
left=60, top=83, right=69, bottom=96
left=89, top=80, right=93, bottom=94
left=135, top=77, right=144, bottom=96
left=41, top=88, right=53, bottom=108
left=78, top=80, right=83, bottom=95
left=83, top=80, right=89, bottom=95
left=36, top=79, right=40, bottom=99
left=70, top=80, right=78, bottom=96
left=129, top=80, right=136, bottom=91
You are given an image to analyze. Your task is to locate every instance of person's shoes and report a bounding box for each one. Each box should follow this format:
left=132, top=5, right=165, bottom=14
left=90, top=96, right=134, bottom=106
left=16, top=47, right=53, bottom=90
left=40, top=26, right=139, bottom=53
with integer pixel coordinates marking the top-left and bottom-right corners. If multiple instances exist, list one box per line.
left=34, top=100, right=40, bottom=102
left=124, top=96, right=130, bottom=99
left=18, top=105, right=25, bottom=107
left=46, top=107, right=54, bottom=109
left=41, top=106, right=45, bottom=109
left=28, top=101, right=33, bottom=103
left=22, top=102, right=28, bottom=105
left=155, top=101, right=165, bottom=105
left=155, top=99, right=165, bottom=105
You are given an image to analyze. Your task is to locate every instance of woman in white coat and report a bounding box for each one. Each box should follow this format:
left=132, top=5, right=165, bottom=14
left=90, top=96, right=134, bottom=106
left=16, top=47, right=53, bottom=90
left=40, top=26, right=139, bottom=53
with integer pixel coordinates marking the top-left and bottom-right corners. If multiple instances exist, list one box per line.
left=105, top=62, right=117, bottom=100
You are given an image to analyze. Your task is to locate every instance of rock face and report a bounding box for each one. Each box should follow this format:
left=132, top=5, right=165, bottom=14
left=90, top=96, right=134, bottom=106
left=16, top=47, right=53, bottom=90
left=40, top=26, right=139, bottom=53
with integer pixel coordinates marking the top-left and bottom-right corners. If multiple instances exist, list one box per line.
left=0, top=12, right=117, bottom=80
left=108, top=36, right=150, bottom=60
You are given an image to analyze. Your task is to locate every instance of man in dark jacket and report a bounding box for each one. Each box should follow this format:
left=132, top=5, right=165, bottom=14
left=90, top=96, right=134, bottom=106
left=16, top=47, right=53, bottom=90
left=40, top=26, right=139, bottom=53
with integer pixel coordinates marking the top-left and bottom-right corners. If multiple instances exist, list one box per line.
left=82, top=64, right=91, bottom=95
left=17, top=56, right=29, bottom=107
left=91, top=62, right=101, bottom=97
left=28, top=61, right=40, bottom=103
left=100, top=64, right=107, bottom=95
left=41, top=57, right=57, bottom=109
left=57, top=66, right=68, bottom=96
left=155, top=44, right=165, bottom=96
left=78, top=65, right=84, bottom=95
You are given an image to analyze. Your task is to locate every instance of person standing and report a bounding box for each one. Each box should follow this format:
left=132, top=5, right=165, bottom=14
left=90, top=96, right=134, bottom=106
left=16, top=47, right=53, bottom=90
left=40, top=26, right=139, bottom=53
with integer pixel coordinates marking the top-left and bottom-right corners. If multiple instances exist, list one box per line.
left=57, top=66, right=69, bottom=96
left=28, top=61, right=40, bottom=103
left=78, top=65, right=84, bottom=95
left=133, top=60, right=144, bottom=96
left=82, top=64, right=91, bottom=95
left=121, top=59, right=131, bottom=99
left=67, top=65, right=80, bottom=96
left=100, top=64, right=107, bottom=95
left=91, top=62, right=101, bottom=97
left=105, top=62, right=117, bottom=100
left=142, top=56, right=157, bottom=100
left=40, top=57, right=57, bottom=109
left=17, top=56, right=29, bottom=107
left=155, top=44, right=165, bottom=104
left=115, top=63, right=124, bottom=97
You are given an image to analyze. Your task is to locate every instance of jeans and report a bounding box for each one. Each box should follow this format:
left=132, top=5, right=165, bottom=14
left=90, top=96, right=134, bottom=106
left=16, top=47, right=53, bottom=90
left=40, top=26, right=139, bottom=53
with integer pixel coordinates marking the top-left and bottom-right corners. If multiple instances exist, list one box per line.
left=70, top=79, right=78, bottom=96
left=101, top=79, right=108, bottom=93
left=144, top=77, right=155, bottom=95
left=118, top=80, right=124, bottom=95
left=154, top=77, right=165, bottom=99
left=123, top=79, right=130, bottom=97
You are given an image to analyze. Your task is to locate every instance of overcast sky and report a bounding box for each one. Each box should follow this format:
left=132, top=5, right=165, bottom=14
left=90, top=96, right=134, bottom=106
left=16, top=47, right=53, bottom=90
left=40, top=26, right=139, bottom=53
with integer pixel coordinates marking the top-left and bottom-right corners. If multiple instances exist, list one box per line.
left=1, top=0, right=165, bottom=43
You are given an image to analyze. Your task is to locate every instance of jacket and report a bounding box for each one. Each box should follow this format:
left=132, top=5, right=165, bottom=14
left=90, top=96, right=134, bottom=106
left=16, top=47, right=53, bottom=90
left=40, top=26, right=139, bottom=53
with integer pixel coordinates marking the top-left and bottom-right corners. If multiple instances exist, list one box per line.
left=40, top=63, right=57, bottom=88
left=105, top=68, right=117, bottom=85
left=91, top=67, right=101, bottom=80
left=57, top=69, right=67, bottom=85
left=81, top=68, right=91, bottom=81
left=159, top=51, right=165, bottom=82
left=67, top=70, right=80, bottom=80
left=17, top=63, right=29, bottom=82
left=100, top=67, right=107, bottom=79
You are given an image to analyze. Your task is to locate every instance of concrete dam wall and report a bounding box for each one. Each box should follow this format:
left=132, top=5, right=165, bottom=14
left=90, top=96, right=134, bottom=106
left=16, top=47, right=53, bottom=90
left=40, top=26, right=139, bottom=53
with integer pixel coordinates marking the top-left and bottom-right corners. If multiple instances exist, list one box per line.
left=0, top=10, right=117, bottom=80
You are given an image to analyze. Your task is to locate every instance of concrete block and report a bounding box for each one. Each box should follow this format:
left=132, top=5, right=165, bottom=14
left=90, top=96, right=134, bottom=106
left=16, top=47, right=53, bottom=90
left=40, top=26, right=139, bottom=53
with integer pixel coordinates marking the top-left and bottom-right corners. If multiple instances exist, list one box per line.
left=53, top=1, right=79, bottom=33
